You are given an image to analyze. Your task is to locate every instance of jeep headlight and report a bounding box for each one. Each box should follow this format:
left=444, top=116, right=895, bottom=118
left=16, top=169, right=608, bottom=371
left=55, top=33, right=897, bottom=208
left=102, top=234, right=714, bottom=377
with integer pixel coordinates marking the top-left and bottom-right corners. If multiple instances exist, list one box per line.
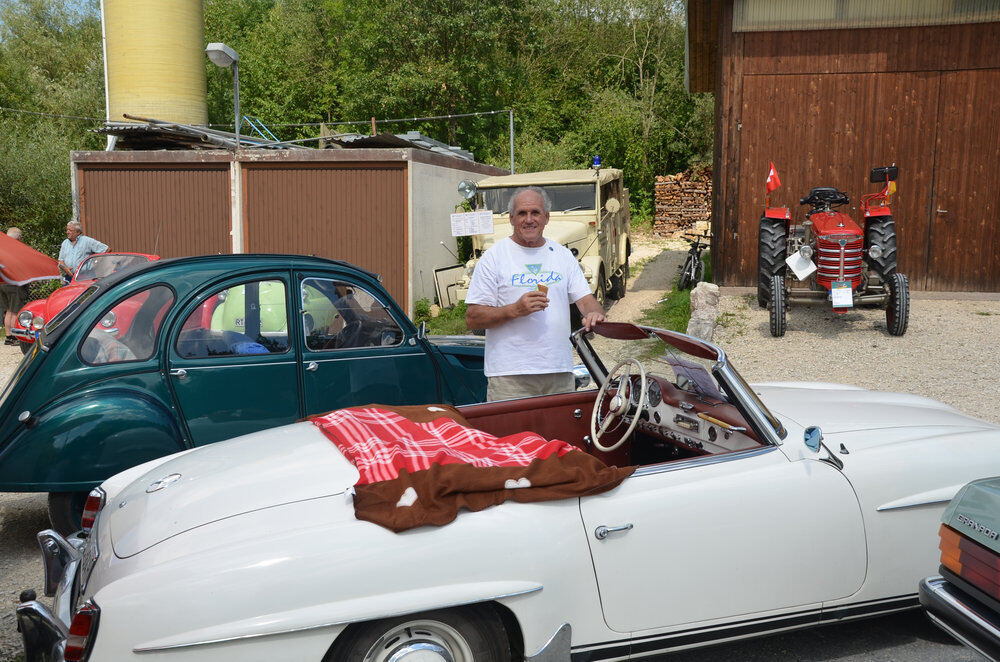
left=868, top=245, right=883, bottom=259
left=798, top=245, right=814, bottom=259
left=17, top=311, right=34, bottom=328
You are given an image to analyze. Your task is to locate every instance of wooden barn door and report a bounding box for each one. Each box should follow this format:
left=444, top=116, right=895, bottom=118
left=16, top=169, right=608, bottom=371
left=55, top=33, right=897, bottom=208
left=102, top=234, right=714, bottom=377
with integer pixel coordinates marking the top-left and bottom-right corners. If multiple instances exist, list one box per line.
left=926, top=69, right=1000, bottom=291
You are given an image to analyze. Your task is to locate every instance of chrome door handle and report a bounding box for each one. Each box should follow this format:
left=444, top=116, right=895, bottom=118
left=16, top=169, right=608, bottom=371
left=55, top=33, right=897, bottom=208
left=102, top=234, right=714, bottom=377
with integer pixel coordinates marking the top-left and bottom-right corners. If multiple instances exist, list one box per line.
left=305, top=361, right=318, bottom=372
left=169, top=369, right=187, bottom=378
left=594, top=523, right=633, bottom=540
left=936, top=208, right=949, bottom=214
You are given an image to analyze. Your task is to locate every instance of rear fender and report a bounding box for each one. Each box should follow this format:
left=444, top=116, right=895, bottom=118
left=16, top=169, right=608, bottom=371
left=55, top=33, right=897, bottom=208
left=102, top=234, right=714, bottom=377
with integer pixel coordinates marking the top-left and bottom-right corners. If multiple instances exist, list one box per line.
left=0, top=388, right=185, bottom=491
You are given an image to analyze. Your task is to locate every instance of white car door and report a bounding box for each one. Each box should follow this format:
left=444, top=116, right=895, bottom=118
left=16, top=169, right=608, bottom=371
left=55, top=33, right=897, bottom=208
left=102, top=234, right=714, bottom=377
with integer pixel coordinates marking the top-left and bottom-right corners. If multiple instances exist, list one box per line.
left=579, top=446, right=867, bottom=634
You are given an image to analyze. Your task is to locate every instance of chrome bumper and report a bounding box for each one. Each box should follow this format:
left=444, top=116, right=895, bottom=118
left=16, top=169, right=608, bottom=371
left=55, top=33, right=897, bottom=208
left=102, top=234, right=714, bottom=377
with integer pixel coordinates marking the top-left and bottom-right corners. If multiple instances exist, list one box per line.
left=17, top=530, right=88, bottom=662
left=919, top=575, right=1000, bottom=662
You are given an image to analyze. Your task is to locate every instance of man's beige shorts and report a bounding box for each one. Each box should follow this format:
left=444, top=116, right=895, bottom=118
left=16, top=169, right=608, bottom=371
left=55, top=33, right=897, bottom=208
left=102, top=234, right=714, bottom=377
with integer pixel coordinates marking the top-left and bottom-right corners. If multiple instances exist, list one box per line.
left=487, top=372, right=575, bottom=402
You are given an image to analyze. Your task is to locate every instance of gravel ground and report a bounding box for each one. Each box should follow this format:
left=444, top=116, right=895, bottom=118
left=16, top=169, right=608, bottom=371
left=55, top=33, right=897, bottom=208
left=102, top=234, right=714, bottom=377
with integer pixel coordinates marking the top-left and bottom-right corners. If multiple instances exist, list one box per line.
left=0, top=235, right=996, bottom=660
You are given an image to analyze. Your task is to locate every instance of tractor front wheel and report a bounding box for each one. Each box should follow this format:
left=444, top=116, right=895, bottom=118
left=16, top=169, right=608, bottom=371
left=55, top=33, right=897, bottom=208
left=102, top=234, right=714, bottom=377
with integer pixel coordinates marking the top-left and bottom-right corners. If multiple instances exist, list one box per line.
left=886, top=272, right=909, bottom=336
left=758, top=218, right=788, bottom=308
left=864, top=216, right=898, bottom=278
left=769, top=274, right=787, bottom=337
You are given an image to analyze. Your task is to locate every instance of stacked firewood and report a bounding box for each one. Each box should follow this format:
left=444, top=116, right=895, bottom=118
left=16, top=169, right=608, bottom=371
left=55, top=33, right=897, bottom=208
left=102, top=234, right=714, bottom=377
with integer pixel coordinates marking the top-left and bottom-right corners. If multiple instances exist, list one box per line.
left=653, top=172, right=712, bottom=238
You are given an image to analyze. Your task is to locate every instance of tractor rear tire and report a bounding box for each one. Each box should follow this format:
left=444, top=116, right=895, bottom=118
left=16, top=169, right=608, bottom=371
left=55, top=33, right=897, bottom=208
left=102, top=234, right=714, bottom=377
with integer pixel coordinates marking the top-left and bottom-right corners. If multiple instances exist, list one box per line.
left=758, top=218, right=788, bottom=308
left=769, top=275, right=786, bottom=337
left=886, top=272, right=909, bottom=336
left=864, top=215, right=898, bottom=278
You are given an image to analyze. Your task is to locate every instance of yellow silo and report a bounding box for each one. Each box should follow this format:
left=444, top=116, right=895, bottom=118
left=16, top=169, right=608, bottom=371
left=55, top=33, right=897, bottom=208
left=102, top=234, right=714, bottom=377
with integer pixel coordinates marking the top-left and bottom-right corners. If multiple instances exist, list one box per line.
left=102, top=0, right=208, bottom=125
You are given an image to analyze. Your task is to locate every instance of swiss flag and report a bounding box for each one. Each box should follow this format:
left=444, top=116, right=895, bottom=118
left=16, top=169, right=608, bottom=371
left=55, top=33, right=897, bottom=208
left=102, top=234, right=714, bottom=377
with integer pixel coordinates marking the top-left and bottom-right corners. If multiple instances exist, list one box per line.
left=765, top=162, right=781, bottom=193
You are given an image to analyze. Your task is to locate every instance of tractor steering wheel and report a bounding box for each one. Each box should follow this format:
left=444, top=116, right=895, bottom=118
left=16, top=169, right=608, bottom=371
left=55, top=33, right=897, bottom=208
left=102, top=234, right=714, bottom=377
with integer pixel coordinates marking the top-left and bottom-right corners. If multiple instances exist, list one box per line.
left=591, top=358, right=647, bottom=452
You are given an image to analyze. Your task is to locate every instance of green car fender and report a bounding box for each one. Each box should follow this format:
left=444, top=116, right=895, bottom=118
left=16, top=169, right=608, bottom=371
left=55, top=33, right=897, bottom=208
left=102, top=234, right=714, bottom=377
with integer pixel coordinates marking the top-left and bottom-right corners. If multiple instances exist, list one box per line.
left=0, top=387, right=186, bottom=492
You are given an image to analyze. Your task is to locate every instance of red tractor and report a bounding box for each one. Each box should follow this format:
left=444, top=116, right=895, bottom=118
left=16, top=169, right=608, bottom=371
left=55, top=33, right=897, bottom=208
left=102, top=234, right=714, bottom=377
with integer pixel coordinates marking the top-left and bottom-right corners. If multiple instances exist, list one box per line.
left=757, top=165, right=909, bottom=337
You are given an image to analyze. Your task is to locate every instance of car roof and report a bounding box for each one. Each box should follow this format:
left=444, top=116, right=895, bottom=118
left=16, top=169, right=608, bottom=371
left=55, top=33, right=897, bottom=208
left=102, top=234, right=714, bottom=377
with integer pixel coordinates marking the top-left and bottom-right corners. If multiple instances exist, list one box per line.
left=40, top=254, right=381, bottom=347
left=476, top=168, right=623, bottom=188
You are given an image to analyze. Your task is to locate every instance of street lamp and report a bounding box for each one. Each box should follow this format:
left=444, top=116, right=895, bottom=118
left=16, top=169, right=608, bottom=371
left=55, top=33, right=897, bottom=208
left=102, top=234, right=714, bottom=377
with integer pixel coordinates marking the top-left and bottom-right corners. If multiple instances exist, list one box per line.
left=205, top=42, right=240, bottom=148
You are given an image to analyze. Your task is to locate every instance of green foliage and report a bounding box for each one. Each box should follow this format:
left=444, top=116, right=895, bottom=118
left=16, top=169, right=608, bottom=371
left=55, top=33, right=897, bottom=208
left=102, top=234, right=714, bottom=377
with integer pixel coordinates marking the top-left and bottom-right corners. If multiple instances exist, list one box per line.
left=1, top=0, right=715, bottom=253
left=0, top=0, right=105, bottom=254
left=28, top=278, right=63, bottom=302
left=412, top=299, right=470, bottom=336
left=640, top=287, right=690, bottom=333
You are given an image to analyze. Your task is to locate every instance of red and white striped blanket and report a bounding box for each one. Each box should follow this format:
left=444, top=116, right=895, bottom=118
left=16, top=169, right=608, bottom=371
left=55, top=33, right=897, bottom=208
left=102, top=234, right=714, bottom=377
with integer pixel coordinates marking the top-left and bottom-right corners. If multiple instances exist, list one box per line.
left=312, top=405, right=634, bottom=532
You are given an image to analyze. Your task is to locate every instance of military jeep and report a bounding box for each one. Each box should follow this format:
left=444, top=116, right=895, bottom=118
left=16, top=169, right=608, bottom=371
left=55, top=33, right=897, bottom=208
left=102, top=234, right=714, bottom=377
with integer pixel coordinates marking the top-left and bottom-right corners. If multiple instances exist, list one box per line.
left=454, top=167, right=631, bottom=307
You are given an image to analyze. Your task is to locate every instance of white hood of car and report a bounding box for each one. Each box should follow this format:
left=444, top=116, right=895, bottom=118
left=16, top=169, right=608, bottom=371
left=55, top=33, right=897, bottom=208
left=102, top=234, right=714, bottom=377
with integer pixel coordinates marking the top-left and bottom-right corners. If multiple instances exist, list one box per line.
left=108, top=422, right=359, bottom=557
left=756, top=382, right=998, bottom=440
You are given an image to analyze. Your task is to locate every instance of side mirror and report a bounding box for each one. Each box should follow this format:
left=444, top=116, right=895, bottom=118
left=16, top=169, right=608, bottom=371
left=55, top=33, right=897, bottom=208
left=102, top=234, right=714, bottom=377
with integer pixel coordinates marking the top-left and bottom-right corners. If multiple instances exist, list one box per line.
left=458, top=179, right=477, bottom=200
left=869, top=165, right=898, bottom=183
left=804, top=426, right=823, bottom=452
left=604, top=198, right=621, bottom=214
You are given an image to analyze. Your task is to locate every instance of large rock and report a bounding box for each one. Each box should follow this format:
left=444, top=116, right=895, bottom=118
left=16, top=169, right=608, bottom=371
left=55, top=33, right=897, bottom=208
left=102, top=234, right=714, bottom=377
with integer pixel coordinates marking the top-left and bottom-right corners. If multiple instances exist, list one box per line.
left=686, top=282, right=720, bottom=341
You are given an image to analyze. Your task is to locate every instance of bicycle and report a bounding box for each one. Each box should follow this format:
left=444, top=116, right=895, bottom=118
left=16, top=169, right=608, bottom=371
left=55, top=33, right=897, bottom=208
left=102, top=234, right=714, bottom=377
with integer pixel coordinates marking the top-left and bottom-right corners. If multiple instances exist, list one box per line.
left=678, top=231, right=710, bottom=290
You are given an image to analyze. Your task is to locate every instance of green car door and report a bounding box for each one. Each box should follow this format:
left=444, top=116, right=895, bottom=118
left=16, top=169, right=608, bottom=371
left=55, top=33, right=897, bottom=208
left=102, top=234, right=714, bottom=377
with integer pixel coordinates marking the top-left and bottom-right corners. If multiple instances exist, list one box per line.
left=296, top=273, right=440, bottom=415
left=167, top=275, right=302, bottom=446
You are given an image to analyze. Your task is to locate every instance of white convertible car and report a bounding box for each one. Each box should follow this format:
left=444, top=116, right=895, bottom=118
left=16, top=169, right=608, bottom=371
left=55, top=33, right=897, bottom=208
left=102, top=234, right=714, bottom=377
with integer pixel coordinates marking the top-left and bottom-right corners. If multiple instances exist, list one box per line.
left=17, top=322, right=1000, bottom=662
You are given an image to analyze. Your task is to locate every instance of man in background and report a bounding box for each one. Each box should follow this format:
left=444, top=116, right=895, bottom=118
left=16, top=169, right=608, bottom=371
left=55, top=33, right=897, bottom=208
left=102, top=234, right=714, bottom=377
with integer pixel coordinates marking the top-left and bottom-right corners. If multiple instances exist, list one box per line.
left=58, top=220, right=108, bottom=283
left=465, top=187, right=605, bottom=401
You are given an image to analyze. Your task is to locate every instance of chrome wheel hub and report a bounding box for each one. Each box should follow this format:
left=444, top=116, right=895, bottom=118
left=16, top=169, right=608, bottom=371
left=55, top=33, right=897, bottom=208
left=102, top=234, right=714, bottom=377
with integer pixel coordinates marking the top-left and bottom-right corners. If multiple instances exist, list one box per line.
left=366, top=619, right=473, bottom=662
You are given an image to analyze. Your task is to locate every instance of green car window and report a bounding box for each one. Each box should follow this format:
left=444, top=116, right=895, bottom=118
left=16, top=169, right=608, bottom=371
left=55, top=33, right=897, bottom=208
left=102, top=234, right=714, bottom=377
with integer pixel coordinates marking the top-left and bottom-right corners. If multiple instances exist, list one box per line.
left=301, top=278, right=404, bottom=351
left=176, top=280, right=290, bottom=358
left=81, top=285, right=174, bottom=365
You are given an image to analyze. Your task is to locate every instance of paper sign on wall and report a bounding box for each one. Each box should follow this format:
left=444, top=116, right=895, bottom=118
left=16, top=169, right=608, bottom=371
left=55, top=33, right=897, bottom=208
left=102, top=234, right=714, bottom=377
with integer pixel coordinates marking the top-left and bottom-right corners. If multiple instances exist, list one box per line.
left=450, top=210, right=493, bottom=236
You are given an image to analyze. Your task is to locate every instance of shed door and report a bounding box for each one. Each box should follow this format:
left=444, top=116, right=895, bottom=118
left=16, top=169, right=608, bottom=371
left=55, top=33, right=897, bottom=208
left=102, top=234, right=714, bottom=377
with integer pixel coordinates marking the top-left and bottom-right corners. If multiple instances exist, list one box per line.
left=926, top=69, right=1000, bottom=291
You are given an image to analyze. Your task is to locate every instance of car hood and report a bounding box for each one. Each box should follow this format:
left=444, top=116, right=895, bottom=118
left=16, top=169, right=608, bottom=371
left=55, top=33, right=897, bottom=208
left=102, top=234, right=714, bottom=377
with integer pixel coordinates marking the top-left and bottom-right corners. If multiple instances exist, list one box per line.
left=756, top=382, right=998, bottom=442
left=108, top=421, right=358, bottom=557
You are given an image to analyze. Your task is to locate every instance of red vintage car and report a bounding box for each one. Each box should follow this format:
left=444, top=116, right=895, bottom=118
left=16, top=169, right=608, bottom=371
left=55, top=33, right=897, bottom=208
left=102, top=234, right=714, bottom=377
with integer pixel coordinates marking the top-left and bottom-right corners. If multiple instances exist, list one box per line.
left=10, top=252, right=159, bottom=354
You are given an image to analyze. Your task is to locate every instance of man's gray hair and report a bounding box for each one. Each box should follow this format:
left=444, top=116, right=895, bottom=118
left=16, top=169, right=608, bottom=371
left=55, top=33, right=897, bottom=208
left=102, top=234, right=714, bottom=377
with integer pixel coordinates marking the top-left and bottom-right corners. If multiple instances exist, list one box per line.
left=66, top=220, right=83, bottom=232
left=6, top=227, right=22, bottom=240
left=507, top=186, right=552, bottom=215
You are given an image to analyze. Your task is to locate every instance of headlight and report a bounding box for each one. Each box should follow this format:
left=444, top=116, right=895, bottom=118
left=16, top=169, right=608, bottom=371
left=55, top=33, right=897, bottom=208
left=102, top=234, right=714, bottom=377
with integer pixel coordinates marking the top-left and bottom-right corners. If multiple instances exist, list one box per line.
left=17, top=310, right=33, bottom=327
left=31, top=316, right=44, bottom=331
left=798, top=245, right=814, bottom=259
left=100, top=311, right=117, bottom=328
left=868, top=245, right=883, bottom=259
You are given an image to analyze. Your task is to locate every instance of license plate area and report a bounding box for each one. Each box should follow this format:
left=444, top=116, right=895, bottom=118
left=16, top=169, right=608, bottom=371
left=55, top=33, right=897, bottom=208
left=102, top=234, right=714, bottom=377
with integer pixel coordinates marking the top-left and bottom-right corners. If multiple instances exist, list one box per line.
left=831, top=280, right=853, bottom=308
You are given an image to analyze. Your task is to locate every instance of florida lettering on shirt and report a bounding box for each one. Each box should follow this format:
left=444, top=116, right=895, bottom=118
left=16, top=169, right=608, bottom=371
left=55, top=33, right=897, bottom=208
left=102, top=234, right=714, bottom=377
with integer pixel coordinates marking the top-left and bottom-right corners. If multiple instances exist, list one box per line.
left=510, top=263, right=564, bottom=288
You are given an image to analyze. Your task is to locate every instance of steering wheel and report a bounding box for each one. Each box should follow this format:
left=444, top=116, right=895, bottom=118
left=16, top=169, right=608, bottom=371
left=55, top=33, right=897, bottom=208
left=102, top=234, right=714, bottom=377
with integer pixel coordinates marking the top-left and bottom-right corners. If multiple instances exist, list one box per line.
left=324, top=319, right=363, bottom=349
left=591, top=358, right=647, bottom=452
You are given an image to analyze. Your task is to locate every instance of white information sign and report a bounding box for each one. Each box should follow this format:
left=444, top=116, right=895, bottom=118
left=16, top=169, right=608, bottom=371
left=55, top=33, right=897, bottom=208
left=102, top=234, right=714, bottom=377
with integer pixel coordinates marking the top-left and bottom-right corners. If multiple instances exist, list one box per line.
left=450, top=210, right=493, bottom=237
left=831, top=281, right=854, bottom=307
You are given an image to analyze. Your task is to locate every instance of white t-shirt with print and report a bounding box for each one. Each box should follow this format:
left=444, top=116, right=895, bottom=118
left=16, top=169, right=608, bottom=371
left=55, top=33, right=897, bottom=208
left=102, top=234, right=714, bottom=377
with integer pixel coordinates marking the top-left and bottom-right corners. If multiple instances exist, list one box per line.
left=466, top=237, right=591, bottom=377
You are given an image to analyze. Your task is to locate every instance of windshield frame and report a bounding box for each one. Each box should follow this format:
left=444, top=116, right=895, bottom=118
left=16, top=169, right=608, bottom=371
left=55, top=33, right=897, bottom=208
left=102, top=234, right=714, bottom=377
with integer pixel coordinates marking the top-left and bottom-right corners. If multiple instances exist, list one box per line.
left=572, top=322, right=787, bottom=445
left=477, top=183, right=597, bottom=215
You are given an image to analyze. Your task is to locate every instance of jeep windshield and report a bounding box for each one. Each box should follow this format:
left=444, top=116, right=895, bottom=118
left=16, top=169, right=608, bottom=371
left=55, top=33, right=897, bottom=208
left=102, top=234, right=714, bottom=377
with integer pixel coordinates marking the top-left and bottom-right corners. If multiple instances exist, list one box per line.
left=478, top=183, right=596, bottom=214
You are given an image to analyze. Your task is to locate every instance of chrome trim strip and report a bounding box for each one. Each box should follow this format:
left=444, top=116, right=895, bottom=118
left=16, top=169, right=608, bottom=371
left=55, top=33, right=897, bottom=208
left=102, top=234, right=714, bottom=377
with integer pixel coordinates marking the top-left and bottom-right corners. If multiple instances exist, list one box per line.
left=133, top=585, right=544, bottom=652
left=178, top=360, right=299, bottom=370
left=305, top=352, right=428, bottom=364
left=632, top=446, right=777, bottom=478
left=876, top=497, right=951, bottom=512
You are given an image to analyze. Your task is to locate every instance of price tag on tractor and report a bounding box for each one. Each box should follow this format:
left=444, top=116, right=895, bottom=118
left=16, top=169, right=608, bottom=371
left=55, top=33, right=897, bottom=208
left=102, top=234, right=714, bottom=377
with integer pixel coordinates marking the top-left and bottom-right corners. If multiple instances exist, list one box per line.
left=831, top=281, right=854, bottom=308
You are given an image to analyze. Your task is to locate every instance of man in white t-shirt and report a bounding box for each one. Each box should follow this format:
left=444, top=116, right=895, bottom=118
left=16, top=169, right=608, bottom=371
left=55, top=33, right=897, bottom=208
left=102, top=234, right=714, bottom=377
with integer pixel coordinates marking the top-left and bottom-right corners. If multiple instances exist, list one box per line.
left=466, top=187, right=606, bottom=401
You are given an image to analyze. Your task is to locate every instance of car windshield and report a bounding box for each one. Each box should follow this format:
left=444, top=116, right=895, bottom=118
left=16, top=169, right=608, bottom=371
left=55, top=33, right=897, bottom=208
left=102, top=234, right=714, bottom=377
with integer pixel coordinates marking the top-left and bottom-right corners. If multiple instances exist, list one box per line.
left=76, top=254, right=150, bottom=281
left=478, top=183, right=596, bottom=214
left=580, top=323, right=786, bottom=441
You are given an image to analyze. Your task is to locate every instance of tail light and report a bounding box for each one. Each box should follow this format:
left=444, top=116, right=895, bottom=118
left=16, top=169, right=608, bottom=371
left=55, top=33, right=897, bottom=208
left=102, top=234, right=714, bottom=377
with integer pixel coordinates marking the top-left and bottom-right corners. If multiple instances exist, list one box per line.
left=939, top=523, right=1000, bottom=602
left=65, top=599, right=100, bottom=661
left=80, top=488, right=106, bottom=534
